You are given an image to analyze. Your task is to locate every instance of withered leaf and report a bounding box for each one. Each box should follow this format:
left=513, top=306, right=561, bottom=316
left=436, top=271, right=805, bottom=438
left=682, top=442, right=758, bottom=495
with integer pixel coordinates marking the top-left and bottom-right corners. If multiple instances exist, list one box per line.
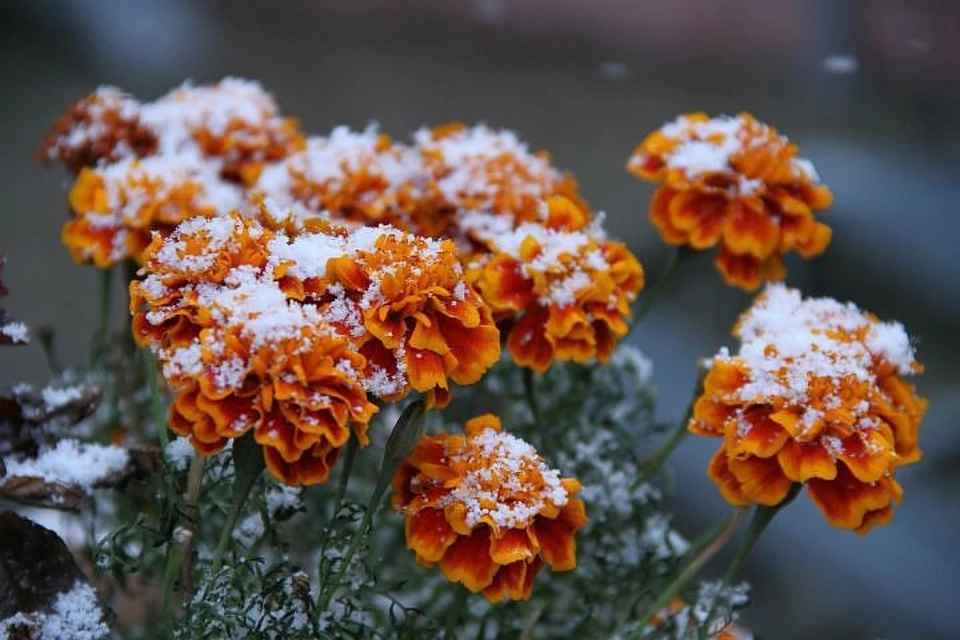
left=0, top=511, right=87, bottom=618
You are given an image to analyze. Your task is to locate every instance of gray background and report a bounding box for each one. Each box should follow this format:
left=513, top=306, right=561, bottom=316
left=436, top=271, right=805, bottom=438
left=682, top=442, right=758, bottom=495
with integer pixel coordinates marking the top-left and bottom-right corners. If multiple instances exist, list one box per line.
left=1, top=1, right=958, bottom=638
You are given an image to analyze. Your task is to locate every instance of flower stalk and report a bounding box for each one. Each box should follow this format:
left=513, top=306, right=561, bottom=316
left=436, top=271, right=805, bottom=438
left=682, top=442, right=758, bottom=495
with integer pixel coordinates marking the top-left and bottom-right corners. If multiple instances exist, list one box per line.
left=629, top=508, right=747, bottom=637
left=160, top=453, right=206, bottom=632
left=697, top=484, right=802, bottom=638
left=629, top=246, right=693, bottom=334
left=210, top=432, right=265, bottom=573
left=634, top=367, right=705, bottom=487
left=92, top=266, right=113, bottom=367
left=144, top=350, right=169, bottom=449
left=330, top=435, right=360, bottom=521
left=316, top=399, right=427, bottom=614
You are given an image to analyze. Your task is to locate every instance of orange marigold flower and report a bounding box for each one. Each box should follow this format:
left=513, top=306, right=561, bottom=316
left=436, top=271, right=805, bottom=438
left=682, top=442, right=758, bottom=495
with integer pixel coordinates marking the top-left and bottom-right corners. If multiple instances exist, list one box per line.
left=131, top=213, right=376, bottom=485
left=64, top=157, right=241, bottom=268
left=392, top=414, right=587, bottom=602
left=411, top=122, right=590, bottom=238
left=628, top=113, right=833, bottom=290
left=472, top=197, right=644, bottom=372
left=40, top=86, right=158, bottom=173
left=273, top=225, right=501, bottom=408
left=253, top=125, right=423, bottom=228
left=690, top=285, right=927, bottom=534
left=143, top=78, right=305, bottom=186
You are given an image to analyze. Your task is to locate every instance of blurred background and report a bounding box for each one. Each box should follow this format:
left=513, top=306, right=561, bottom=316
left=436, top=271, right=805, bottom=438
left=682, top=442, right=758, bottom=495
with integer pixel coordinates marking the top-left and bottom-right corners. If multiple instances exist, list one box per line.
left=1, top=1, right=958, bottom=637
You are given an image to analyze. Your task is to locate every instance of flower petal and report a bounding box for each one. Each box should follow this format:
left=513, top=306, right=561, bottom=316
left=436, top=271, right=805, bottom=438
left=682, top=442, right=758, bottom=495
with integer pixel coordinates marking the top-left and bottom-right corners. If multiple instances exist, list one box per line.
left=776, top=439, right=837, bottom=482
left=438, top=528, right=499, bottom=592
left=406, top=508, right=458, bottom=564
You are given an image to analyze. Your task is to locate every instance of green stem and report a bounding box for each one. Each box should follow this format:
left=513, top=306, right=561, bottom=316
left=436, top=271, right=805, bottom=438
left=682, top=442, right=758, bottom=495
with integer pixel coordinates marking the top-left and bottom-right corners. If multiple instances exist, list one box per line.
left=92, top=267, right=114, bottom=368
left=522, top=368, right=540, bottom=425
left=210, top=434, right=265, bottom=573
left=36, top=327, right=63, bottom=376
left=317, top=400, right=427, bottom=615
left=628, top=508, right=746, bottom=638
left=210, top=498, right=243, bottom=574
left=697, top=485, right=801, bottom=638
left=628, top=247, right=692, bottom=335
left=160, top=540, right=185, bottom=635
left=444, top=588, right=469, bottom=639
left=145, top=350, right=169, bottom=450
left=725, top=485, right=801, bottom=584
left=634, top=369, right=705, bottom=487
left=160, top=454, right=205, bottom=632
left=681, top=512, right=737, bottom=562
left=331, top=436, right=359, bottom=519
left=316, top=473, right=389, bottom=614
left=180, top=454, right=206, bottom=597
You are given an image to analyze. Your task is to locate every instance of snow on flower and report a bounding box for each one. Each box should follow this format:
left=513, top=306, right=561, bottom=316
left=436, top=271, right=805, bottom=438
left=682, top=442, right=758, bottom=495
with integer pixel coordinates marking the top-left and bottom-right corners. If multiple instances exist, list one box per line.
left=252, top=124, right=424, bottom=228
left=141, top=77, right=305, bottom=185
left=628, top=112, right=833, bottom=290
left=40, top=86, right=157, bottom=173
left=64, top=156, right=242, bottom=268
left=690, top=284, right=926, bottom=533
left=392, top=413, right=587, bottom=602
left=471, top=196, right=643, bottom=372
left=409, top=122, right=591, bottom=238
left=130, top=212, right=376, bottom=485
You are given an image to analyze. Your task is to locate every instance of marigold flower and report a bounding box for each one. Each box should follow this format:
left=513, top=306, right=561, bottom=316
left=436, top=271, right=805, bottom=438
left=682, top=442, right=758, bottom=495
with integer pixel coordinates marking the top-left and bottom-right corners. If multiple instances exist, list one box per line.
left=40, top=86, right=158, bottom=173
left=131, top=214, right=377, bottom=485
left=65, top=157, right=241, bottom=268
left=471, top=197, right=644, bottom=372
left=690, top=285, right=927, bottom=533
left=273, top=225, right=501, bottom=408
left=410, top=122, right=590, bottom=238
left=628, top=113, right=833, bottom=290
left=143, top=78, right=305, bottom=186
left=253, top=125, right=423, bottom=228
left=392, top=414, right=587, bottom=602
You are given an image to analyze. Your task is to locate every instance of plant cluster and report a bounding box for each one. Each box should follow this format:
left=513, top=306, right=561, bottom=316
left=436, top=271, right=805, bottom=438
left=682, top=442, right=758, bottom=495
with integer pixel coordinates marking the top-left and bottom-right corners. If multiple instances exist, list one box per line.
left=0, top=79, right=927, bottom=639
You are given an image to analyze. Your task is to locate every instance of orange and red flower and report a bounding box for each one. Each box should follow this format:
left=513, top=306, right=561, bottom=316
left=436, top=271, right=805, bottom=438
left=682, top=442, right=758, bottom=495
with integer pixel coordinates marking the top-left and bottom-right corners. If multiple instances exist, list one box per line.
left=64, top=157, right=241, bottom=268
left=311, top=227, right=501, bottom=409
left=410, top=122, right=590, bottom=238
left=690, top=285, right=926, bottom=533
left=40, top=86, right=158, bottom=174
left=628, top=113, right=833, bottom=290
left=252, top=125, right=422, bottom=228
left=471, top=196, right=643, bottom=372
left=131, top=213, right=376, bottom=485
left=143, top=78, right=305, bottom=186
left=393, top=414, right=587, bottom=602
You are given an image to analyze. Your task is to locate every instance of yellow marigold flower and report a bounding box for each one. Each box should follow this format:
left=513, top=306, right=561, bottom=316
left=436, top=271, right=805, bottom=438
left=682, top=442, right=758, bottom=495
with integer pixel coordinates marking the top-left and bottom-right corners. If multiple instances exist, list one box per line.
left=472, top=196, right=644, bottom=372
left=392, top=414, right=587, bottom=602
left=690, top=285, right=927, bottom=534
left=65, top=157, right=241, bottom=268
left=143, top=77, right=305, bottom=186
left=253, top=125, right=423, bottom=228
left=628, top=113, right=833, bottom=290
left=411, top=122, right=591, bottom=238
left=131, top=213, right=376, bottom=485
left=275, top=225, right=501, bottom=409
left=40, top=86, right=158, bottom=174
